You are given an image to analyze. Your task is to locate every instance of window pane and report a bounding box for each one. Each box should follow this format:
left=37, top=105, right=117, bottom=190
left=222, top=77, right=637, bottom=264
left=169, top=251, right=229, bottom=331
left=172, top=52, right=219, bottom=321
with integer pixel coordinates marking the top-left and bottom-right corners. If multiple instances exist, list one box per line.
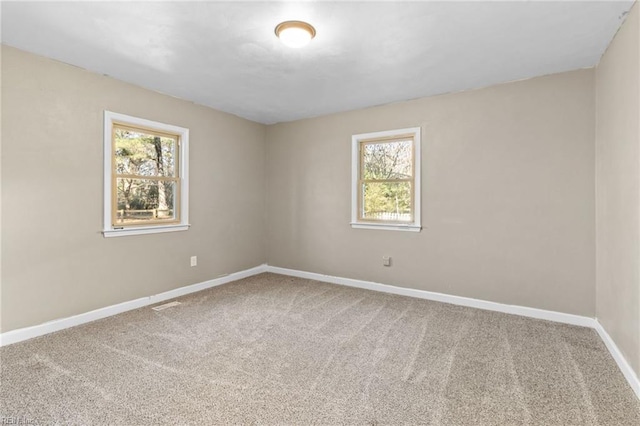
left=114, top=128, right=177, bottom=178
left=362, top=140, right=412, bottom=180
left=362, top=181, right=412, bottom=222
left=115, top=178, right=177, bottom=224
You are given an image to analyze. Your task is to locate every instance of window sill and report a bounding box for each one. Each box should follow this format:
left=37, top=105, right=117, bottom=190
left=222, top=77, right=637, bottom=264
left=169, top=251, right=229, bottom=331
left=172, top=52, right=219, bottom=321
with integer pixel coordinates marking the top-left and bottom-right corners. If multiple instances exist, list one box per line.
left=103, top=224, right=190, bottom=238
left=350, top=222, right=422, bottom=232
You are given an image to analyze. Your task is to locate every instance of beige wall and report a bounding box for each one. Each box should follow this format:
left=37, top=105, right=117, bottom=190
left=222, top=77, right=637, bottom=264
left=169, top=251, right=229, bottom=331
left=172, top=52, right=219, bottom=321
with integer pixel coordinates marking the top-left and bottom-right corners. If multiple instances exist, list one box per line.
left=596, top=2, right=640, bottom=376
left=0, top=42, right=606, bottom=333
left=1, top=46, right=267, bottom=332
left=266, top=69, right=596, bottom=316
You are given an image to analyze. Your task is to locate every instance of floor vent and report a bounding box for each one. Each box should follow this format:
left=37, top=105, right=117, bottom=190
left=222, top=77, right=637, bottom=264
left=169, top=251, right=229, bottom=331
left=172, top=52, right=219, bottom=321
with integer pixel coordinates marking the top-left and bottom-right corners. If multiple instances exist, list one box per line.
left=151, top=301, right=182, bottom=311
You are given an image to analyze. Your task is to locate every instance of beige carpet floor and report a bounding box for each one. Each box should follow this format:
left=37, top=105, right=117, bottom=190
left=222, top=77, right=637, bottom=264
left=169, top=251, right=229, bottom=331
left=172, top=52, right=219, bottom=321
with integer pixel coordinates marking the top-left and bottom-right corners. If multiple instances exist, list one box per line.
left=1, top=273, right=639, bottom=425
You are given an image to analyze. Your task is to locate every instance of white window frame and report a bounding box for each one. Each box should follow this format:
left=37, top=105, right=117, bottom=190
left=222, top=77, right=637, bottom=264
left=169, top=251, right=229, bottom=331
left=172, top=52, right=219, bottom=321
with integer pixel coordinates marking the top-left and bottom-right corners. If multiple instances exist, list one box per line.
left=351, top=127, right=421, bottom=232
left=103, top=111, right=190, bottom=238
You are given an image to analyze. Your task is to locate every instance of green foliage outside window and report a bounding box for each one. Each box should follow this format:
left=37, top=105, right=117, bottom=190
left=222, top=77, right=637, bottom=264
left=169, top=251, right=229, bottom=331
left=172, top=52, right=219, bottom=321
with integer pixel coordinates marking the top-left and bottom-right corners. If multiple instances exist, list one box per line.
left=114, top=128, right=177, bottom=222
left=361, top=140, right=413, bottom=221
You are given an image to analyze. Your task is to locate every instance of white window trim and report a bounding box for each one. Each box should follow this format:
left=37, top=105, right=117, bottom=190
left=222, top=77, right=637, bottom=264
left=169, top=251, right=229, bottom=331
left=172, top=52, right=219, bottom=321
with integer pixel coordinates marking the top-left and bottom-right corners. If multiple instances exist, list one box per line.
left=351, top=127, right=422, bottom=232
left=103, top=111, right=190, bottom=238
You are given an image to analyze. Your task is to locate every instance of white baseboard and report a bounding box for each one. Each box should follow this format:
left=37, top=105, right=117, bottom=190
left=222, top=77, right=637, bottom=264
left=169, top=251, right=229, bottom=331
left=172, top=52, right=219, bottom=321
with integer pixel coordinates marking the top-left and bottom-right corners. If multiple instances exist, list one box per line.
left=265, top=265, right=595, bottom=328
left=265, top=265, right=640, bottom=400
left=593, top=320, right=640, bottom=399
left=0, top=264, right=268, bottom=347
left=2, top=262, right=638, bottom=401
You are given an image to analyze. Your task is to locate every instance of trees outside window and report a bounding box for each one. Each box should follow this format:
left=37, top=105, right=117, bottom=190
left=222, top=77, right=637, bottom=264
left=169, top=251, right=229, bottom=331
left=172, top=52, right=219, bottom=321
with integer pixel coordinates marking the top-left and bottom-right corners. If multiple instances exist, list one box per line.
left=103, top=112, right=189, bottom=237
left=351, top=127, right=421, bottom=232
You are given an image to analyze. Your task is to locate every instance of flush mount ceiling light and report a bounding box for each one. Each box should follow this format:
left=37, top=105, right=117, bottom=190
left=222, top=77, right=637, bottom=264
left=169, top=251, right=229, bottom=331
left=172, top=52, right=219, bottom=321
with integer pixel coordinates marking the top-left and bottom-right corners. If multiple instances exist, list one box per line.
left=275, top=20, right=316, bottom=48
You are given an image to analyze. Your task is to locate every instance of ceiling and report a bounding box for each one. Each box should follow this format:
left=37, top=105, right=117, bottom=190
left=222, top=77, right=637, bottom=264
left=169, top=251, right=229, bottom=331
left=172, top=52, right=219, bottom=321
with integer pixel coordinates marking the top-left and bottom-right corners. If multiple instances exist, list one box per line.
left=1, top=1, right=635, bottom=124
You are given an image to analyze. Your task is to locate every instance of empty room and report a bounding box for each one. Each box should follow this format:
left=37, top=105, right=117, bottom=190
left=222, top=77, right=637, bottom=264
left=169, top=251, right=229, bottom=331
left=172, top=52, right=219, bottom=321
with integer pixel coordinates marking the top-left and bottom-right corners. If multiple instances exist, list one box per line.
left=1, top=0, right=639, bottom=424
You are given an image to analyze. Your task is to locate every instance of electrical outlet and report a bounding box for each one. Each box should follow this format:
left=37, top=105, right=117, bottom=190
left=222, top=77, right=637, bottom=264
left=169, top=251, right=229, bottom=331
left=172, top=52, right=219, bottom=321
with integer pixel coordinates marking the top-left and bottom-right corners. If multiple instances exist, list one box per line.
left=383, top=256, right=391, bottom=267
left=190, top=256, right=197, bottom=267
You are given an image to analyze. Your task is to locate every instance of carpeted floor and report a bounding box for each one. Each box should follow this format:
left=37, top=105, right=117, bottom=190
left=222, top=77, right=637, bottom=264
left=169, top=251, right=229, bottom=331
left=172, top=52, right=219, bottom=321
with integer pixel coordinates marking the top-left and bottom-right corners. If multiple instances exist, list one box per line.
left=1, top=273, right=639, bottom=425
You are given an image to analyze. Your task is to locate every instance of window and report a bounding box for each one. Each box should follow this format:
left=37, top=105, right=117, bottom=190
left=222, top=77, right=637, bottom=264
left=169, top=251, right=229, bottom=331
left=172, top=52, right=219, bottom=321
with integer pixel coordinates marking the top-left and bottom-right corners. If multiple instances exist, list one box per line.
left=103, top=111, right=189, bottom=237
left=351, top=127, right=421, bottom=232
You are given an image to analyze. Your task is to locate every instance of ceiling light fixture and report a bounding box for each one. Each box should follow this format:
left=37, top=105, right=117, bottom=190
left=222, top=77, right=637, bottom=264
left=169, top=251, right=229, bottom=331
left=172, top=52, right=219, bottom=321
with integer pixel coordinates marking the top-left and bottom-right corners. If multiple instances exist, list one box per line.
left=275, top=20, right=316, bottom=48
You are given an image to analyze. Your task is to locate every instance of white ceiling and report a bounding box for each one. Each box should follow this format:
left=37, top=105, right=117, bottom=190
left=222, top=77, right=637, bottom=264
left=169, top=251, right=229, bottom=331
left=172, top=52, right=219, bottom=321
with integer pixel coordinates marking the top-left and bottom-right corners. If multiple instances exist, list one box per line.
left=1, top=1, right=635, bottom=124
